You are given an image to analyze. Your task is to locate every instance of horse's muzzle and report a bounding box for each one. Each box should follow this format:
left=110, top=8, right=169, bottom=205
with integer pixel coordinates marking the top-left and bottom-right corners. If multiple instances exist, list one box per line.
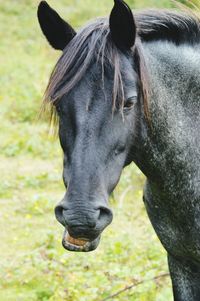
left=55, top=201, right=113, bottom=252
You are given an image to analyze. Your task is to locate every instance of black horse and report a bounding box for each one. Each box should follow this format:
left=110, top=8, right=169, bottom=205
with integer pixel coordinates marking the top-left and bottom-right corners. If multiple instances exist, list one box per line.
left=38, top=1, right=200, bottom=300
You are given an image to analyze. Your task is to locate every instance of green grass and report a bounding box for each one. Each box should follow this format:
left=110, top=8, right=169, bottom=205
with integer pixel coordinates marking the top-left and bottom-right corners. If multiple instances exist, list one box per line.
left=0, top=0, right=179, bottom=300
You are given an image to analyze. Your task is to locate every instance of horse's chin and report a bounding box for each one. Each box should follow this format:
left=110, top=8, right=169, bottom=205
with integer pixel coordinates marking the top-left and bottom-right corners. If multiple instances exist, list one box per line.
left=62, top=229, right=100, bottom=252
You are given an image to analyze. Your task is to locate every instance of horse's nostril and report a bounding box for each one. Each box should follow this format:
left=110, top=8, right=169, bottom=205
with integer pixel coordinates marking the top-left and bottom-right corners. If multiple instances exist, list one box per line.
left=55, top=205, right=63, bottom=219
left=55, top=205, right=66, bottom=227
left=98, top=206, right=113, bottom=225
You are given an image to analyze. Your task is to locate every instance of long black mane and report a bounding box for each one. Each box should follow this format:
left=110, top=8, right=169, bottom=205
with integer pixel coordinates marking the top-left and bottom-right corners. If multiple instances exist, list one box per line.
left=136, top=9, right=200, bottom=44
left=43, top=7, right=200, bottom=122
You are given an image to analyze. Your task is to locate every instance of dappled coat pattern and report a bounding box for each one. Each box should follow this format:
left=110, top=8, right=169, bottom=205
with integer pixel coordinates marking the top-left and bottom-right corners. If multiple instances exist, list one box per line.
left=38, top=1, right=200, bottom=300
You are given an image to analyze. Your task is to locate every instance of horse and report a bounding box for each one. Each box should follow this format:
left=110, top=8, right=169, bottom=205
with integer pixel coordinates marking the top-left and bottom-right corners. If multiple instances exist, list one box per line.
left=37, top=0, right=200, bottom=300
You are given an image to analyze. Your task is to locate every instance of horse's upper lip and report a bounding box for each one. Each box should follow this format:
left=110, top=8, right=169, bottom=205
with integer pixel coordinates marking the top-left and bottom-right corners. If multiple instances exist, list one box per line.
left=62, top=229, right=100, bottom=252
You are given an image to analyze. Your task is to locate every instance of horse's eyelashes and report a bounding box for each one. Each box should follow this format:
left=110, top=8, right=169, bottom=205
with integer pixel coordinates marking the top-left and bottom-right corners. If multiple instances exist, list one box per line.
left=124, top=96, right=137, bottom=111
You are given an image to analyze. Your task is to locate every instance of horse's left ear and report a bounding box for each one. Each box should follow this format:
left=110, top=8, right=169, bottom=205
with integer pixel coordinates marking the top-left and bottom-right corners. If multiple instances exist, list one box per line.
left=109, top=0, right=136, bottom=49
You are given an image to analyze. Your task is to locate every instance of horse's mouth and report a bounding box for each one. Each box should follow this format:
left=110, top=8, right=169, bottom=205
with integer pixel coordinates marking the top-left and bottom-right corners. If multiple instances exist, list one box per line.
left=62, top=229, right=100, bottom=252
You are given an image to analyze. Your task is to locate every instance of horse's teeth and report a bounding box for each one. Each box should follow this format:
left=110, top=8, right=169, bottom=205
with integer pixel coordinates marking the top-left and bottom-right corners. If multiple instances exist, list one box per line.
left=65, top=233, right=88, bottom=247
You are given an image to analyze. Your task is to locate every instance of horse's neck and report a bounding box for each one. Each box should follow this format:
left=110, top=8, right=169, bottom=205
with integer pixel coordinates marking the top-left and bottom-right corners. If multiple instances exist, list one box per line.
left=140, top=41, right=200, bottom=196
left=145, top=41, right=200, bottom=122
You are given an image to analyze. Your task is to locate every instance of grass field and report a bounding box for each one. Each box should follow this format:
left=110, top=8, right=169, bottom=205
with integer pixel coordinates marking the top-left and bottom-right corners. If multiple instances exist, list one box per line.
left=0, top=0, right=180, bottom=300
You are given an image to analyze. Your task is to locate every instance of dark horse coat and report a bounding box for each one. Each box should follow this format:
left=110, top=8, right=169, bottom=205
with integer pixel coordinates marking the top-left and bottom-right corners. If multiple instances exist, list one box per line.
left=38, top=1, right=200, bottom=300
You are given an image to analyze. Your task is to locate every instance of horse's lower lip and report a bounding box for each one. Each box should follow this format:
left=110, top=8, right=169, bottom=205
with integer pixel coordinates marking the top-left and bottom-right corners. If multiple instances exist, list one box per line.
left=62, top=229, right=100, bottom=252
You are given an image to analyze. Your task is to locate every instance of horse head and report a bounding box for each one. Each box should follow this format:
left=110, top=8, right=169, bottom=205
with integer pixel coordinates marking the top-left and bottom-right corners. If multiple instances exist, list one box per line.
left=37, top=0, right=147, bottom=251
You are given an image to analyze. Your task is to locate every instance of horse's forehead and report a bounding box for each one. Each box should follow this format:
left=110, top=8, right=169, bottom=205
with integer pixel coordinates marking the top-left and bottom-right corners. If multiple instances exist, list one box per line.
left=61, top=79, right=111, bottom=123
left=63, top=66, right=109, bottom=107
left=72, top=75, right=111, bottom=107
left=60, top=52, right=137, bottom=116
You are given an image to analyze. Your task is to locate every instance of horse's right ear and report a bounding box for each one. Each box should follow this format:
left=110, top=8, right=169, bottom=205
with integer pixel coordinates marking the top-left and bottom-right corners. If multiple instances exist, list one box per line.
left=37, top=1, right=76, bottom=51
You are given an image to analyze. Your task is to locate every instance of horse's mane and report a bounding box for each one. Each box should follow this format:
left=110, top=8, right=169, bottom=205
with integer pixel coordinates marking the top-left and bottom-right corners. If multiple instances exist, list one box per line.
left=136, top=9, right=200, bottom=44
left=43, top=7, right=200, bottom=123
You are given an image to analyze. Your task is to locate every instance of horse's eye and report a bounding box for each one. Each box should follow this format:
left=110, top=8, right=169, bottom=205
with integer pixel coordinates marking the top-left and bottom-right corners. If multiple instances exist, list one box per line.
left=124, top=96, right=137, bottom=111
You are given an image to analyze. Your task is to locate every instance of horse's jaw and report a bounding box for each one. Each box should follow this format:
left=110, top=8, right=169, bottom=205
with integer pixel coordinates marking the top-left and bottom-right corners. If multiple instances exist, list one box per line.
left=62, top=229, right=101, bottom=252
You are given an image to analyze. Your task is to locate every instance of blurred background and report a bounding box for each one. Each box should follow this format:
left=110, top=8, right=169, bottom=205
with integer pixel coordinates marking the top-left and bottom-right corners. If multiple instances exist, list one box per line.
left=0, top=0, right=191, bottom=300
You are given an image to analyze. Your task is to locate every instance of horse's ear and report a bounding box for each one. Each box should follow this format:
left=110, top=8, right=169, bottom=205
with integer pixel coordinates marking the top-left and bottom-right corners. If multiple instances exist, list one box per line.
left=109, top=0, right=136, bottom=49
left=37, top=1, right=76, bottom=51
